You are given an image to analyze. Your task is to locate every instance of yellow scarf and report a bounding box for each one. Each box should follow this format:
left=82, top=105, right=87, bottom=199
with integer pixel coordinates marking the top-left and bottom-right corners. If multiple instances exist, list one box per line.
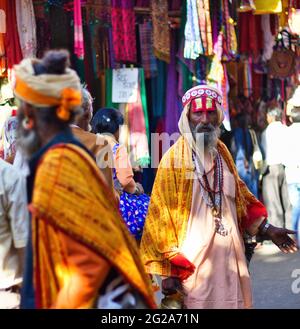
left=31, top=143, right=156, bottom=308
left=140, top=135, right=259, bottom=277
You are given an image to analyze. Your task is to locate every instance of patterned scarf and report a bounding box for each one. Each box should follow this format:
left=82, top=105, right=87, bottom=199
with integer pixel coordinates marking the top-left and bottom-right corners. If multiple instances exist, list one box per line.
left=151, top=0, right=170, bottom=63
left=138, top=21, right=157, bottom=79
left=184, top=0, right=203, bottom=59
left=31, top=143, right=156, bottom=308
left=74, top=0, right=84, bottom=59
left=111, top=0, right=136, bottom=63
left=15, top=0, right=37, bottom=58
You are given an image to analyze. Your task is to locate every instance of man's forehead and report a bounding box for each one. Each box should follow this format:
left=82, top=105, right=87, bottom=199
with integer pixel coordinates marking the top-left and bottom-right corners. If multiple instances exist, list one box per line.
left=190, top=97, right=218, bottom=113
left=182, top=85, right=222, bottom=109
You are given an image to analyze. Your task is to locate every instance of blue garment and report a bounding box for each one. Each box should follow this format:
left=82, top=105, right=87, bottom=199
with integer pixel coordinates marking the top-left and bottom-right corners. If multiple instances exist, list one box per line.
left=288, top=183, right=300, bottom=244
left=233, top=127, right=259, bottom=198
left=21, top=128, right=91, bottom=309
left=112, top=143, right=149, bottom=241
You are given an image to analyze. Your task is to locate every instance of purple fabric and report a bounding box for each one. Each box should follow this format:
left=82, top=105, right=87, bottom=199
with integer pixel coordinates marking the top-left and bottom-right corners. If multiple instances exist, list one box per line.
left=108, top=28, right=116, bottom=68
left=212, top=9, right=218, bottom=49
left=112, top=0, right=134, bottom=8
left=165, top=31, right=181, bottom=136
left=170, top=0, right=181, bottom=10
left=135, top=0, right=150, bottom=6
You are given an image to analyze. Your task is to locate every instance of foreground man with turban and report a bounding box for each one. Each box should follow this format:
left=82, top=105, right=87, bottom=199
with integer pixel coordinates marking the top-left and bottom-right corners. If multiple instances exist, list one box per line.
left=14, top=50, right=155, bottom=309
left=140, top=85, right=297, bottom=309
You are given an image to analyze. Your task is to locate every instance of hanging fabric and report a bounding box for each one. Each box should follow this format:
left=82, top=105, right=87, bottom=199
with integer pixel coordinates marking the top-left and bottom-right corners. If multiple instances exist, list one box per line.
left=0, top=0, right=5, bottom=76
left=221, top=64, right=231, bottom=131
left=261, top=15, right=275, bottom=61
left=196, top=0, right=207, bottom=55
left=151, top=60, right=167, bottom=118
left=243, top=58, right=253, bottom=97
left=138, top=21, right=157, bottom=79
left=124, top=70, right=150, bottom=167
left=74, top=0, right=84, bottom=59
left=203, top=0, right=213, bottom=56
left=164, top=30, right=181, bottom=136
left=5, top=0, right=23, bottom=74
left=32, top=0, right=51, bottom=59
left=15, top=0, right=36, bottom=58
left=184, top=0, right=203, bottom=59
left=105, top=69, right=150, bottom=166
left=223, top=0, right=238, bottom=59
left=111, top=0, right=136, bottom=63
left=151, top=0, right=170, bottom=63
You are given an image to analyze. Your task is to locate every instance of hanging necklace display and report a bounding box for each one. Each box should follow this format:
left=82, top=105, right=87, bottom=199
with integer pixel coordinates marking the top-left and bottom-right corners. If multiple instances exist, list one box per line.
left=192, top=150, right=228, bottom=236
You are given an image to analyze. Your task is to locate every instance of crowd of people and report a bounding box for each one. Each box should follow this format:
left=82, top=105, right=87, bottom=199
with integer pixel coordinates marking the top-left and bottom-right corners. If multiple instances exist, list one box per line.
left=0, top=49, right=299, bottom=309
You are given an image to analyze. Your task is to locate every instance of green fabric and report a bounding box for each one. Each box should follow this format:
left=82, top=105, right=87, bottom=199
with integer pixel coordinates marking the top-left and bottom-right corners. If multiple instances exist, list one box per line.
left=139, top=69, right=149, bottom=142
left=75, top=57, right=85, bottom=84
left=179, top=0, right=193, bottom=92
left=105, top=68, right=150, bottom=166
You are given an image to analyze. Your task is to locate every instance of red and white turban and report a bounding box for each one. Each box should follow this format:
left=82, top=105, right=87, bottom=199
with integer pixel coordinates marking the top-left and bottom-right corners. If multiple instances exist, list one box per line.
left=181, top=85, right=224, bottom=124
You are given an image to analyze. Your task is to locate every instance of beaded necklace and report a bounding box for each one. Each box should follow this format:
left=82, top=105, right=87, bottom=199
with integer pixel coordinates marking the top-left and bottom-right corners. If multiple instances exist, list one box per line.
left=192, top=150, right=228, bottom=236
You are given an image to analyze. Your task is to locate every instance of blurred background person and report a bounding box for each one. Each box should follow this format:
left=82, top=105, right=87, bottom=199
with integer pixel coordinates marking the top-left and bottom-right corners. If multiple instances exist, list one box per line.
left=284, top=106, right=300, bottom=245
left=231, top=112, right=259, bottom=198
left=92, top=108, right=149, bottom=241
left=0, top=158, right=29, bottom=308
left=71, top=87, right=114, bottom=191
left=261, top=107, right=292, bottom=229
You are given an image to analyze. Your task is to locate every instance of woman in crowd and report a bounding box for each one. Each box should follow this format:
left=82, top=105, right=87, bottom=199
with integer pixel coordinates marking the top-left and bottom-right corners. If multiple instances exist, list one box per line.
left=91, top=108, right=149, bottom=241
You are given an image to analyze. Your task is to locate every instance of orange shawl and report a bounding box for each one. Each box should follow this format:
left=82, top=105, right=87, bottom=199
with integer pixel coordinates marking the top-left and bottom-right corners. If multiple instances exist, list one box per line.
left=30, top=143, right=156, bottom=308
left=140, top=136, right=266, bottom=276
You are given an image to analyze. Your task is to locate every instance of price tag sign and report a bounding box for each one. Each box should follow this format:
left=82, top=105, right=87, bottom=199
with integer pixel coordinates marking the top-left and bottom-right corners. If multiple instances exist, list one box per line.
left=112, top=68, right=138, bottom=103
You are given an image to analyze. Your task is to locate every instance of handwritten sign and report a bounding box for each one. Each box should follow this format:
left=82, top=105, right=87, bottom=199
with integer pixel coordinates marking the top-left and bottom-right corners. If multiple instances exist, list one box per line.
left=112, top=68, right=138, bottom=103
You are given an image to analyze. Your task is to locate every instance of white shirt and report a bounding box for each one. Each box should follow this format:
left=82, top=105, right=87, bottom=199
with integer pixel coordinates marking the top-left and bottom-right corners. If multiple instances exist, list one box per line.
left=0, top=159, right=29, bottom=289
left=261, top=121, right=287, bottom=166
left=283, top=123, right=300, bottom=184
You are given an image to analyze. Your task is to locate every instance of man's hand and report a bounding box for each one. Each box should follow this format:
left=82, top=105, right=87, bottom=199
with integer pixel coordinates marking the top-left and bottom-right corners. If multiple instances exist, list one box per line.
left=161, top=277, right=185, bottom=296
left=265, top=225, right=298, bottom=253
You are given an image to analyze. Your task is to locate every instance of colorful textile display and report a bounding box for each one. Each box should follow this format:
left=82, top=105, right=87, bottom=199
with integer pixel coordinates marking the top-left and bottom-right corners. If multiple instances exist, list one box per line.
left=74, top=0, right=84, bottom=59
left=184, top=0, right=203, bottom=59
left=16, top=0, right=37, bottom=58
left=105, top=68, right=150, bottom=166
left=151, top=0, right=170, bottom=63
left=111, top=0, right=136, bottom=63
left=164, top=31, right=181, bottom=136
left=138, top=21, right=157, bottom=79
left=196, top=0, right=213, bottom=56
left=4, top=0, right=23, bottom=70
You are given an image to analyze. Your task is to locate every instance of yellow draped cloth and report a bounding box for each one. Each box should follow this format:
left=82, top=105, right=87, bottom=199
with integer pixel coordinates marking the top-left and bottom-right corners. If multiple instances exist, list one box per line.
left=140, top=136, right=261, bottom=277
left=30, top=143, right=155, bottom=308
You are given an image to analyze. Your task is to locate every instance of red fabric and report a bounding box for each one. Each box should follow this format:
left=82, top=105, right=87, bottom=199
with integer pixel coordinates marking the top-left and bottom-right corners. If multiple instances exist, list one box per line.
left=5, top=0, right=23, bottom=69
left=170, top=253, right=196, bottom=281
left=255, top=15, right=263, bottom=57
left=111, top=0, right=137, bottom=63
left=252, top=70, right=262, bottom=102
left=270, top=14, right=278, bottom=36
left=241, top=200, right=268, bottom=231
left=239, top=12, right=262, bottom=58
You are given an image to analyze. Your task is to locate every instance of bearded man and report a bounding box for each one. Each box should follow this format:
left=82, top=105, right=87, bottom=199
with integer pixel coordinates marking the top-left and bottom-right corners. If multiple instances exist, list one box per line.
left=14, top=50, right=155, bottom=309
left=140, top=85, right=297, bottom=309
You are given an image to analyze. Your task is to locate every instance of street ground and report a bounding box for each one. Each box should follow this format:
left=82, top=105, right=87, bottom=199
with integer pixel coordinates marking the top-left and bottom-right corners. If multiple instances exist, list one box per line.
left=250, top=243, right=300, bottom=309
